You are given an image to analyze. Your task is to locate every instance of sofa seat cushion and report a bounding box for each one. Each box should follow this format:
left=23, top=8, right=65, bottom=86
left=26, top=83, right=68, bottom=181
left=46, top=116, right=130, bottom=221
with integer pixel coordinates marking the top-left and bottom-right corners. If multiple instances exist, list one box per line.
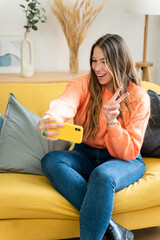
left=0, top=173, right=79, bottom=220
left=113, top=157, right=160, bottom=214
left=0, top=157, right=160, bottom=219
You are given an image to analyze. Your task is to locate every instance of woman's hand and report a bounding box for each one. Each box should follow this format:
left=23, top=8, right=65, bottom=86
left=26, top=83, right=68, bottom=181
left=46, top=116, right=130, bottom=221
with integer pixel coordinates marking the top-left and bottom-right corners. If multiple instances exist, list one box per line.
left=37, top=115, right=63, bottom=141
left=103, top=87, right=129, bottom=125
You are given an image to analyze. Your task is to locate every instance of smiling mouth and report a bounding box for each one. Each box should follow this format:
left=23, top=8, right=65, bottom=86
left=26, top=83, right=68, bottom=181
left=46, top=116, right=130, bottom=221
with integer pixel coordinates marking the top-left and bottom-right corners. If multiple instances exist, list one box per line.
left=97, top=74, right=106, bottom=78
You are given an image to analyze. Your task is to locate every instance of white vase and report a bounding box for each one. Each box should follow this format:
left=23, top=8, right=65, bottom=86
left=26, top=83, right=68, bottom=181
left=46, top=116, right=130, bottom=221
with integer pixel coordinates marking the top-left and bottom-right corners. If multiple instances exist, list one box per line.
left=21, top=31, right=34, bottom=77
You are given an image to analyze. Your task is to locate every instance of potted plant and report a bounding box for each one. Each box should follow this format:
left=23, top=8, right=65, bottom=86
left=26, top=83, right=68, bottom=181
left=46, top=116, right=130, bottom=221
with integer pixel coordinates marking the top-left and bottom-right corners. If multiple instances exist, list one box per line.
left=20, top=0, right=47, bottom=32
left=20, top=0, right=47, bottom=77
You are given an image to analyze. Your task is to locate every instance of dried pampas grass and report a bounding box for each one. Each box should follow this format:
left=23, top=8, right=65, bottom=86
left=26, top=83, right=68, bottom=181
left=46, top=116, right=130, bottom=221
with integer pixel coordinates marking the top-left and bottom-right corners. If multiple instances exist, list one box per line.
left=48, top=0, right=106, bottom=73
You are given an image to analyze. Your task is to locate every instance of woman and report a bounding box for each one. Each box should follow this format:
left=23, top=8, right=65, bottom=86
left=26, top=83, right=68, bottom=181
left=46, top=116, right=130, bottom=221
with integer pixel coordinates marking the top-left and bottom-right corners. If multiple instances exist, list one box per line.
left=38, top=34, right=150, bottom=240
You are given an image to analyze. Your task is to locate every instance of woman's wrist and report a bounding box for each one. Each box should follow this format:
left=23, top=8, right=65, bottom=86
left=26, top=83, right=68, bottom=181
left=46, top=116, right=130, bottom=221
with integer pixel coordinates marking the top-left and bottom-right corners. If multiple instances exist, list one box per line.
left=107, top=118, right=118, bottom=128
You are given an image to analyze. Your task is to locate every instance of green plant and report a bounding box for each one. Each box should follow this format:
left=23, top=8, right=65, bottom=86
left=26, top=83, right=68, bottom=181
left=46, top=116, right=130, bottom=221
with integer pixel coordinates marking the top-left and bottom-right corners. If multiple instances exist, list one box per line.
left=20, top=0, right=47, bottom=32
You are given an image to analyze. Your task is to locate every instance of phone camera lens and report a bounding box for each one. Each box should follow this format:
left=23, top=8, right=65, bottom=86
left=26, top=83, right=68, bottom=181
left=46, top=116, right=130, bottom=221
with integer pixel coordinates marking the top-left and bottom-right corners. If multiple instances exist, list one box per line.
left=75, top=128, right=80, bottom=131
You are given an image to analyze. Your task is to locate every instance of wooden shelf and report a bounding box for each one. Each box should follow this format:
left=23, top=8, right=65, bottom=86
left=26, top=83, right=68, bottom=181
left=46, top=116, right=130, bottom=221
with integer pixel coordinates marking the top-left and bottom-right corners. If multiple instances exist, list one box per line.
left=0, top=71, right=89, bottom=83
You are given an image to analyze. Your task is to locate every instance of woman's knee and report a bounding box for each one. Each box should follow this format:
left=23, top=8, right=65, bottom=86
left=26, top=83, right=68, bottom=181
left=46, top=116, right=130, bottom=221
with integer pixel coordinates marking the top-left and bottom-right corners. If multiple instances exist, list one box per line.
left=89, top=166, right=116, bottom=188
left=41, top=151, right=63, bottom=174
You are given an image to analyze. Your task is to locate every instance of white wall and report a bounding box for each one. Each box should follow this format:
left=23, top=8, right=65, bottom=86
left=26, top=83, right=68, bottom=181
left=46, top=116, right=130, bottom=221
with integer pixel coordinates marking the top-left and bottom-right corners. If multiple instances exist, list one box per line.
left=0, top=0, right=160, bottom=84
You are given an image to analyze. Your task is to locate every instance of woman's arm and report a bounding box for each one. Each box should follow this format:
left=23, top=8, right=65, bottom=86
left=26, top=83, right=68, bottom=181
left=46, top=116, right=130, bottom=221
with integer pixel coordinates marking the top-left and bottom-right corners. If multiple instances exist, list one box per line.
left=37, top=75, right=89, bottom=140
left=45, top=75, right=89, bottom=122
left=104, top=94, right=150, bottom=161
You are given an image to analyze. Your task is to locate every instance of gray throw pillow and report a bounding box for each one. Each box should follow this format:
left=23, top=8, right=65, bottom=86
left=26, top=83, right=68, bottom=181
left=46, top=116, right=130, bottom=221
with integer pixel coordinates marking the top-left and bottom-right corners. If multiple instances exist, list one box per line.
left=0, top=93, right=72, bottom=175
left=0, top=113, right=3, bottom=134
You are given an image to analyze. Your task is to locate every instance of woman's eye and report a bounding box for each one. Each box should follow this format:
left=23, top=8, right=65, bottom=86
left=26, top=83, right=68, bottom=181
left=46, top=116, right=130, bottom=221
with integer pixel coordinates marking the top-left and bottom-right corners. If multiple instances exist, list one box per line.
left=92, top=59, right=96, bottom=62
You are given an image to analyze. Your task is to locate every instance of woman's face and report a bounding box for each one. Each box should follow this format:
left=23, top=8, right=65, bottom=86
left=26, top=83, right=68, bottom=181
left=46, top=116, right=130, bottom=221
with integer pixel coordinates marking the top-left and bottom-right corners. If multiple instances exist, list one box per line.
left=92, top=46, right=113, bottom=90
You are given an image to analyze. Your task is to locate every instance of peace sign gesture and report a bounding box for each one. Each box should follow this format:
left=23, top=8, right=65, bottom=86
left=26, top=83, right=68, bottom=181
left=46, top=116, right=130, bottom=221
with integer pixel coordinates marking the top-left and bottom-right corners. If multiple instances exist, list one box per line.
left=103, top=87, right=129, bottom=124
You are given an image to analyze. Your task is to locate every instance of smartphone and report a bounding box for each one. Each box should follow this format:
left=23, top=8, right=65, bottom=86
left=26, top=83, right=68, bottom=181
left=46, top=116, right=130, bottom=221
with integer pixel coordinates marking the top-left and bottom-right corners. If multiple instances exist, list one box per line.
left=48, top=121, right=83, bottom=143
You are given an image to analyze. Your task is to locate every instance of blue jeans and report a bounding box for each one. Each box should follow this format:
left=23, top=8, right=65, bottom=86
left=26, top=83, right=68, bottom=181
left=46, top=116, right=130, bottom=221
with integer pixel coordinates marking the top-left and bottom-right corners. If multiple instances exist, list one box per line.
left=41, top=143, right=145, bottom=240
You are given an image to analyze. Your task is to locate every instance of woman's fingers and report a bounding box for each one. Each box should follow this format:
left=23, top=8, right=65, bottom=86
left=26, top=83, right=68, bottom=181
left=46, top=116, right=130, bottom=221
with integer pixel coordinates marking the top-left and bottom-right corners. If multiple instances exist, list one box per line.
left=103, top=108, right=119, bottom=117
left=116, top=92, right=129, bottom=104
left=109, top=109, right=120, bottom=115
left=41, top=128, right=61, bottom=140
left=43, top=129, right=60, bottom=137
left=47, top=122, right=64, bottom=130
left=109, top=87, right=122, bottom=103
left=103, top=104, right=120, bottom=121
left=42, top=136, right=58, bottom=141
left=104, top=103, right=120, bottom=110
left=41, top=120, right=64, bottom=141
left=38, top=116, right=64, bottom=139
left=42, top=117, right=57, bottom=124
left=108, top=87, right=129, bottom=105
left=104, top=88, right=129, bottom=123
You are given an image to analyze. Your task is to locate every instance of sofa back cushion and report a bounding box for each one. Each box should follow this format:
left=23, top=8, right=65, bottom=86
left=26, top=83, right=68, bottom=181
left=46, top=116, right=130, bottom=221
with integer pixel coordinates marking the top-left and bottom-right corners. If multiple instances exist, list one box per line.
left=0, top=82, right=68, bottom=117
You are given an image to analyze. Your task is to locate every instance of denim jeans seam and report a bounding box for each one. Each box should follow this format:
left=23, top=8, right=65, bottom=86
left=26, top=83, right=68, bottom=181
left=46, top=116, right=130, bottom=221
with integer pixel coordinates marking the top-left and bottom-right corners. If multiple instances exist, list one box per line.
left=79, top=200, right=88, bottom=240
left=69, top=167, right=87, bottom=190
left=79, top=216, right=84, bottom=240
left=57, top=160, right=87, bottom=190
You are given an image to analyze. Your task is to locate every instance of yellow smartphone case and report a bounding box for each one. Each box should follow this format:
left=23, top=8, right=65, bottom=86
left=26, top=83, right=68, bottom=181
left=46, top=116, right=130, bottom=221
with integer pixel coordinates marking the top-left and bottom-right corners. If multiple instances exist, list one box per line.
left=49, top=122, right=83, bottom=143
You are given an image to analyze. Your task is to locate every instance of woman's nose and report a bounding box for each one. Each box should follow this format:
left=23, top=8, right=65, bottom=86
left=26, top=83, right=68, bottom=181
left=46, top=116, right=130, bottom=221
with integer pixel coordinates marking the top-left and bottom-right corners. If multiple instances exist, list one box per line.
left=94, top=62, right=102, bottom=71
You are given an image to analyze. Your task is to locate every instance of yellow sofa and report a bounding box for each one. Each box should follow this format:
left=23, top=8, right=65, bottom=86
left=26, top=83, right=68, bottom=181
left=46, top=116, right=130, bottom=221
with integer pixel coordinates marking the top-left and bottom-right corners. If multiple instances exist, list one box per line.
left=0, top=80, right=160, bottom=240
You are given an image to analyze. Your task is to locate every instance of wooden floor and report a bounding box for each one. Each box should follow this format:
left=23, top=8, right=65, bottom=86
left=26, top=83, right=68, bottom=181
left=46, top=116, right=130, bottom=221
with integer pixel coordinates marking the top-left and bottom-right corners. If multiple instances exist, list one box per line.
left=67, top=227, right=160, bottom=240
left=132, top=227, right=160, bottom=240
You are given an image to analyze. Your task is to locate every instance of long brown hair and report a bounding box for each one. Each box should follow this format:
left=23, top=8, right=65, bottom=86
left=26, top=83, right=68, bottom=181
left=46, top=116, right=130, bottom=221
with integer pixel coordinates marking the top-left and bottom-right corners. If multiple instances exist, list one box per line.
left=83, top=34, right=140, bottom=140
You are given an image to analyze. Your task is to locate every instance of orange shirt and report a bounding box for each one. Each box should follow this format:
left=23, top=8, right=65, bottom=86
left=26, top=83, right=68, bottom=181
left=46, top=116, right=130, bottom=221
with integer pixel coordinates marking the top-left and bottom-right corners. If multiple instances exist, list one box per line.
left=45, top=74, right=150, bottom=161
